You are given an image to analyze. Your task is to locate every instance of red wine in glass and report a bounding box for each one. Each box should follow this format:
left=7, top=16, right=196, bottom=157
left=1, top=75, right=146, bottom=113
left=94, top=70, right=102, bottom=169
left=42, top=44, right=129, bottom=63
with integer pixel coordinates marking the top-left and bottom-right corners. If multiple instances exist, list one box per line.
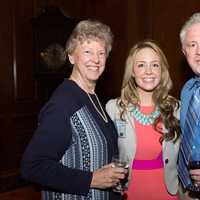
left=188, top=146, right=200, bottom=192
left=189, top=161, right=200, bottom=169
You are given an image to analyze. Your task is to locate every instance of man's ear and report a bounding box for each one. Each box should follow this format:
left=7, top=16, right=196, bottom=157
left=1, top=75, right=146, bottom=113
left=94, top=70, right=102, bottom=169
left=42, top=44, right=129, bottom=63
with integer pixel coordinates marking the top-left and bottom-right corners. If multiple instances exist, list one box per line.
left=182, top=48, right=186, bottom=56
left=68, top=54, right=74, bottom=65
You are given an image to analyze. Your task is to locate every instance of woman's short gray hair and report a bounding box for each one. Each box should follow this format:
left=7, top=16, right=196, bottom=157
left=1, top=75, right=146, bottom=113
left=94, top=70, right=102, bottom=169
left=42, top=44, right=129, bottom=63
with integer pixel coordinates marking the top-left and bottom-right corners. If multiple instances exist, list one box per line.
left=66, top=19, right=113, bottom=57
left=180, top=12, right=200, bottom=44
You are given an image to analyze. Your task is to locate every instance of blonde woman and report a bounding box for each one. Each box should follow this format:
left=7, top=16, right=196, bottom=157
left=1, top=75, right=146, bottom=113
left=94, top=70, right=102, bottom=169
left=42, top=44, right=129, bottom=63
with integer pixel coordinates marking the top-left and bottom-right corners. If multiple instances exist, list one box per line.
left=106, top=40, right=181, bottom=200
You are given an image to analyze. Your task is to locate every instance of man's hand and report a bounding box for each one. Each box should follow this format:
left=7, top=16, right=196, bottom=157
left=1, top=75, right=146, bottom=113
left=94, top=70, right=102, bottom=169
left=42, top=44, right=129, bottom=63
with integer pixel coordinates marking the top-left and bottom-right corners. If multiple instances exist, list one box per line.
left=190, top=169, right=200, bottom=186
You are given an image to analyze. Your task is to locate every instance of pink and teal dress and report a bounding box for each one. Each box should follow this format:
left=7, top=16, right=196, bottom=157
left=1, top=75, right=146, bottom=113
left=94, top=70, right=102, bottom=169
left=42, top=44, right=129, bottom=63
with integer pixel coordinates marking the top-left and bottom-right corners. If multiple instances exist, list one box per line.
left=126, top=106, right=178, bottom=200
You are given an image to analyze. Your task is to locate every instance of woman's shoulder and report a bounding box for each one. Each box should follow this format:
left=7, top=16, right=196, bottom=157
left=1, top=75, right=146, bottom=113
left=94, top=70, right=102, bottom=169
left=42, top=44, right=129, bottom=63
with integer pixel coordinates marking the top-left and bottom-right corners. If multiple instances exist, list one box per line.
left=105, top=98, right=120, bottom=119
left=106, top=98, right=118, bottom=107
left=40, top=79, right=83, bottom=116
left=106, top=98, right=123, bottom=112
left=51, top=79, right=84, bottom=103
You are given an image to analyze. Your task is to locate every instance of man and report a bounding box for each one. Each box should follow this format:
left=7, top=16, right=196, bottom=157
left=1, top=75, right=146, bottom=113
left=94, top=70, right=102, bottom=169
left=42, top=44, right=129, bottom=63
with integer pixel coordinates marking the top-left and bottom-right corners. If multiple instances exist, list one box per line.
left=178, top=12, right=200, bottom=199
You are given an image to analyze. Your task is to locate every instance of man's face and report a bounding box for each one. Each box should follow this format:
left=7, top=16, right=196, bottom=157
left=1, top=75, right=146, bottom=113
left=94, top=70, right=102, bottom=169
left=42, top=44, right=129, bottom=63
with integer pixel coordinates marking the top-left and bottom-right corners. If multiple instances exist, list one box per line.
left=182, top=23, right=200, bottom=76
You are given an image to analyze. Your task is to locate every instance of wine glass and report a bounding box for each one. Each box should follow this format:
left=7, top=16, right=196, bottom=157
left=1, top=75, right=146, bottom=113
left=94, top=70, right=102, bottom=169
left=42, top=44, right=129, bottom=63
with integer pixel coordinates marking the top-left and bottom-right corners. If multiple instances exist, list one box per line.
left=188, top=145, right=200, bottom=192
left=111, top=155, right=129, bottom=193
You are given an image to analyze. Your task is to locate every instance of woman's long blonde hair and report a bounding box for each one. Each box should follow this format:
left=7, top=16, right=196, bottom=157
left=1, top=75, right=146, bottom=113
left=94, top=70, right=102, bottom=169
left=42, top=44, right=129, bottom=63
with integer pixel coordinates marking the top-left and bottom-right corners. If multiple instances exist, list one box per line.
left=118, top=39, right=180, bottom=142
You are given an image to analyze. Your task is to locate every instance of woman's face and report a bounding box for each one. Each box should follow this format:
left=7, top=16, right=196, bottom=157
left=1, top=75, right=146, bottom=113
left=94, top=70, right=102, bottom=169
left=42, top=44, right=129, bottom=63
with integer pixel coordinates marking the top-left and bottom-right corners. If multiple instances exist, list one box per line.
left=68, top=39, right=107, bottom=85
left=132, top=47, right=161, bottom=95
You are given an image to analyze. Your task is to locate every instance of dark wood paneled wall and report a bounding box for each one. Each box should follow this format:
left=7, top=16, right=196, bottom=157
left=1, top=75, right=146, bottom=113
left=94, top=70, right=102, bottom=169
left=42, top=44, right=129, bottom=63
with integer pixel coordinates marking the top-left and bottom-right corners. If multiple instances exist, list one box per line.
left=0, top=0, right=199, bottom=192
left=150, top=0, right=199, bottom=97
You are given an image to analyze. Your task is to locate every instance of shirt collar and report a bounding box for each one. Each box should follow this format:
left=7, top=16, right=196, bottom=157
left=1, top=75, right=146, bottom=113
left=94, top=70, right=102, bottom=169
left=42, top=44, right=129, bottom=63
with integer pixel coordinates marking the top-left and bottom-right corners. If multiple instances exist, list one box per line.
left=189, top=76, right=200, bottom=90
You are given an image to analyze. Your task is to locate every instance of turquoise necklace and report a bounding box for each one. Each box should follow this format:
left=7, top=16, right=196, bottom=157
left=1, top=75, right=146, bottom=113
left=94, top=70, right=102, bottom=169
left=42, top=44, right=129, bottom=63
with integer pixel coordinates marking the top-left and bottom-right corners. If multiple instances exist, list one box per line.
left=132, top=106, right=160, bottom=125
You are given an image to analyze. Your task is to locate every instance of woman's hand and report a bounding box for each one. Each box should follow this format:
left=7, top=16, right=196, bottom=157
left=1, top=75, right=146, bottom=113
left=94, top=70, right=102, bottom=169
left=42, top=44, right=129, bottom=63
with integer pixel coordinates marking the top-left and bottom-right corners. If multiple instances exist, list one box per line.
left=90, top=163, right=128, bottom=189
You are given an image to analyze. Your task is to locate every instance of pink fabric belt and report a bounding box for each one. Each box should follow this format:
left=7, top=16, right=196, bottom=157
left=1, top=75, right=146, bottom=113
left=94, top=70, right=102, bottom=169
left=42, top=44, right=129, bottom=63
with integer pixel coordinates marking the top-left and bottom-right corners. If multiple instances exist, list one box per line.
left=132, top=151, right=163, bottom=170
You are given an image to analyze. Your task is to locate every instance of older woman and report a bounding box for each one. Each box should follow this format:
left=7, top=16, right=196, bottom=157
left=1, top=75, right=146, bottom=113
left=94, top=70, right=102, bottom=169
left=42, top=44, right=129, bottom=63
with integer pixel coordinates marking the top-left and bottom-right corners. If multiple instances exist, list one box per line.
left=21, top=19, right=126, bottom=200
left=106, top=40, right=181, bottom=200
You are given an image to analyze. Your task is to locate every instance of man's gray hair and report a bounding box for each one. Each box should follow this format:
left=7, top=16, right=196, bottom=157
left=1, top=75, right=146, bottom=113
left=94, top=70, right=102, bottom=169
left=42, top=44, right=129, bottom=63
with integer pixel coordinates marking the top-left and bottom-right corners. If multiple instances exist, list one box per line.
left=180, top=12, right=200, bottom=44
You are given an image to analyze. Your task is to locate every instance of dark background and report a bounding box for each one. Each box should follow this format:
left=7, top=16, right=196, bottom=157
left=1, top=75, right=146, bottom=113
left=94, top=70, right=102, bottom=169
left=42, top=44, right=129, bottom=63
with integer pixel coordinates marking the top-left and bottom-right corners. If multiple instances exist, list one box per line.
left=0, top=0, right=198, bottom=192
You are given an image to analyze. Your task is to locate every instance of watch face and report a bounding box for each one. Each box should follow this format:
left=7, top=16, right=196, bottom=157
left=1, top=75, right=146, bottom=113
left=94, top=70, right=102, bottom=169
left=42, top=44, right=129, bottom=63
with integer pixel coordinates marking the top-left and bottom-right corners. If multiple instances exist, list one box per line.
left=40, top=43, right=66, bottom=70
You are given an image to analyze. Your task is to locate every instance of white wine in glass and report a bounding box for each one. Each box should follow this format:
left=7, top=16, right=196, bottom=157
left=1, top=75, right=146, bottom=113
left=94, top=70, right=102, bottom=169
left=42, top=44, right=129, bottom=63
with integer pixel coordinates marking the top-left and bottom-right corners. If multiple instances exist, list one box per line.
left=112, top=155, right=129, bottom=193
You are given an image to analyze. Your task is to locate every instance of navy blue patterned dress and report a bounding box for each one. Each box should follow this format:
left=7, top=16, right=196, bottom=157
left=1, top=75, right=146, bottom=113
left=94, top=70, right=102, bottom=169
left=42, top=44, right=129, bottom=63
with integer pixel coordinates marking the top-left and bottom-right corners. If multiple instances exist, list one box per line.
left=21, top=79, right=120, bottom=200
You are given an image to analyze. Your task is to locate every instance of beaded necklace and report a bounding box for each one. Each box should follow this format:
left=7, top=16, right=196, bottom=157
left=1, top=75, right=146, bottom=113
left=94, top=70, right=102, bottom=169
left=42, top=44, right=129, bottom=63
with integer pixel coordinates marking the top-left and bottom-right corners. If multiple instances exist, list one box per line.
left=87, top=93, right=108, bottom=123
left=132, top=106, right=160, bottom=125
